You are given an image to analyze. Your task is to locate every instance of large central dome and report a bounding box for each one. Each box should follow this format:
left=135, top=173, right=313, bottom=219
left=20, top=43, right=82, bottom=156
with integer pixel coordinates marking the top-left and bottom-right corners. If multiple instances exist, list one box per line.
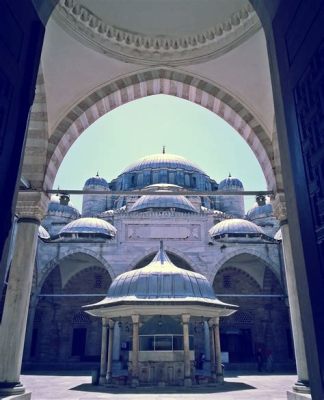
left=121, top=153, right=206, bottom=175
left=112, top=152, right=216, bottom=191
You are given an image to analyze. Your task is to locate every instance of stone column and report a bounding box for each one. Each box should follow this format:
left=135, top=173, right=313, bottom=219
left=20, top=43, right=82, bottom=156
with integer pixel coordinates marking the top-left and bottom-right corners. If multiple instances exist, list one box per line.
left=0, top=217, right=40, bottom=396
left=272, top=194, right=310, bottom=395
left=131, top=315, right=140, bottom=387
left=112, top=322, right=121, bottom=362
left=204, top=321, right=210, bottom=362
left=213, top=318, right=223, bottom=383
left=182, top=314, right=192, bottom=386
left=281, top=222, right=310, bottom=394
left=106, top=319, right=115, bottom=384
left=208, top=320, right=216, bottom=381
left=99, top=318, right=108, bottom=385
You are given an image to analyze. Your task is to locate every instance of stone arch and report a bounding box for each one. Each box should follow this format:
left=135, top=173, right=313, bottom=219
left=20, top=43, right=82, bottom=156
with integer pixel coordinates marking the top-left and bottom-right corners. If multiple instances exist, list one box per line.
left=37, top=247, right=116, bottom=294
left=42, top=68, right=277, bottom=191
left=210, top=248, right=281, bottom=284
left=62, top=264, right=111, bottom=292
left=214, top=265, right=263, bottom=292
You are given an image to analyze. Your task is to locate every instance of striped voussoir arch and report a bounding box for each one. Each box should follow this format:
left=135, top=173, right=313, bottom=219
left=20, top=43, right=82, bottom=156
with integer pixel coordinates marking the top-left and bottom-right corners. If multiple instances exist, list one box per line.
left=44, top=69, right=276, bottom=190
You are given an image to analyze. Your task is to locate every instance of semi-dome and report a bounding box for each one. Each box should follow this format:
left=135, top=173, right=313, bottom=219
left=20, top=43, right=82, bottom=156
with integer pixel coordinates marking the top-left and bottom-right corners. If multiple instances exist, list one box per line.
left=47, top=195, right=80, bottom=219
left=121, top=153, right=206, bottom=175
left=274, top=228, right=282, bottom=241
left=130, top=194, right=197, bottom=213
left=246, top=201, right=273, bottom=221
left=38, top=225, right=50, bottom=240
left=59, top=217, right=116, bottom=238
left=218, top=175, right=244, bottom=190
left=209, top=218, right=265, bottom=239
left=84, top=174, right=109, bottom=188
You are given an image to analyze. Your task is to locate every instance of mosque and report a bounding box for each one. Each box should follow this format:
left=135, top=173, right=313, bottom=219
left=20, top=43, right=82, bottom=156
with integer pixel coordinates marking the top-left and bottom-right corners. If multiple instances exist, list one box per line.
left=22, top=151, right=292, bottom=385
left=1, top=0, right=323, bottom=398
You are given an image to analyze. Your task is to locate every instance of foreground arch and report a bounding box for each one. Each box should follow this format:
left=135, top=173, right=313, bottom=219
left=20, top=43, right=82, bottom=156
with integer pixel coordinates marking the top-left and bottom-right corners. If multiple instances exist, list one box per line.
left=43, top=68, right=277, bottom=191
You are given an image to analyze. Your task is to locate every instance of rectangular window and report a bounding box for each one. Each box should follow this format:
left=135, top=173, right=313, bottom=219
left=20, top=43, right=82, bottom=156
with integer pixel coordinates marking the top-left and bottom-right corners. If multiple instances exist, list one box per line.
left=155, top=336, right=172, bottom=351
left=140, top=335, right=154, bottom=351
left=71, top=327, right=86, bottom=357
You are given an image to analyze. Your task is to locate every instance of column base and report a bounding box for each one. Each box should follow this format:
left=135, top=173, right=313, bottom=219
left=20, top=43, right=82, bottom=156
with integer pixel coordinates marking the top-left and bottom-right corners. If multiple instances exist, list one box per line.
left=216, top=373, right=224, bottom=383
left=0, top=382, right=29, bottom=398
left=287, top=390, right=311, bottom=399
left=98, top=376, right=107, bottom=385
left=0, top=393, right=31, bottom=400
left=287, top=381, right=311, bottom=399
left=184, top=377, right=192, bottom=387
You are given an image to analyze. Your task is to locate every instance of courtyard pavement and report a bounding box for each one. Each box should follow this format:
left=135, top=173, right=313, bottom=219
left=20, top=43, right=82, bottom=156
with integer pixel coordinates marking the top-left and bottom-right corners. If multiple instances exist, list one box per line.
left=18, top=371, right=297, bottom=400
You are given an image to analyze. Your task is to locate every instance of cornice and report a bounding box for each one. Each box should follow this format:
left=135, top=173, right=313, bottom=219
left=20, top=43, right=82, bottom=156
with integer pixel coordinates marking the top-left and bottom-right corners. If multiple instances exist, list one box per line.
left=53, top=0, right=261, bottom=66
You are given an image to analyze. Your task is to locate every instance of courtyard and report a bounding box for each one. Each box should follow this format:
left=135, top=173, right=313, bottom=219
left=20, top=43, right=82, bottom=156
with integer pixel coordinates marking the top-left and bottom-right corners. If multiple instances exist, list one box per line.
left=18, top=372, right=298, bottom=400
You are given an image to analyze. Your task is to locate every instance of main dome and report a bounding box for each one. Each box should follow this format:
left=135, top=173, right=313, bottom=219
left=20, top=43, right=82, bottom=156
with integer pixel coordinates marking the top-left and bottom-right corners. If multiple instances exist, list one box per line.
left=113, top=153, right=215, bottom=191
left=121, top=153, right=206, bottom=175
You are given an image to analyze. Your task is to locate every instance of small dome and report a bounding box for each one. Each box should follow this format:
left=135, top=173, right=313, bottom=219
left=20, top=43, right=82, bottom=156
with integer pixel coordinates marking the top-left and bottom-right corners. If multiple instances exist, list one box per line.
left=218, top=175, right=244, bottom=190
left=274, top=228, right=282, bottom=241
left=142, top=183, right=184, bottom=191
left=121, top=153, right=206, bottom=175
left=47, top=195, right=80, bottom=219
left=108, top=246, right=215, bottom=299
left=209, top=218, right=265, bottom=239
left=84, top=174, right=109, bottom=188
left=246, top=202, right=273, bottom=221
left=101, top=209, right=115, bottom=216
left=130, top=195, right=197, bottom=213
left=59, top=217, right=116, bottom=238
left=38, top=225, right=50, bottom=239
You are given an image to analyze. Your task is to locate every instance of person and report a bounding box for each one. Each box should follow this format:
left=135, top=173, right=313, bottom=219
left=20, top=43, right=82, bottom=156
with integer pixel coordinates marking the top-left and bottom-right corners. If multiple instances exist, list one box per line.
left=266, top=350, right=273, bottom=372
left=256, top=348, right=263, bottom=372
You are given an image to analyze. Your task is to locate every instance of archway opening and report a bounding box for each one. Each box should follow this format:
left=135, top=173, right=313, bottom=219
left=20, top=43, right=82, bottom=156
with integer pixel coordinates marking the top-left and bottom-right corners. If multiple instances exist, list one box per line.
left=213, top=255, right=294, bottom=368
left=24, top=254, right=112, bottom=367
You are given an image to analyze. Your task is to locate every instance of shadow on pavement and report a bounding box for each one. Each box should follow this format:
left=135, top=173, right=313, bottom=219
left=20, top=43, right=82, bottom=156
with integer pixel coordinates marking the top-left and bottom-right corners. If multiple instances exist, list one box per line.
left=70, top=381, right=256, bottom=394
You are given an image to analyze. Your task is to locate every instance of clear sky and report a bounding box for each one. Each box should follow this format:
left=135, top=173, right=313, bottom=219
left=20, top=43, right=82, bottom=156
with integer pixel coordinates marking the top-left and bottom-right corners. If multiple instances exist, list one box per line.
left=54, top=94, right=266, bottom=212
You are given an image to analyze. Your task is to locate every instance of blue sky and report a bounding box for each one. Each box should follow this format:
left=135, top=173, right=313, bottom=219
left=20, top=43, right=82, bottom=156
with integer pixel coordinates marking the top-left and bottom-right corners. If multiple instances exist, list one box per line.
left=54, top=94, right=266, bottom=211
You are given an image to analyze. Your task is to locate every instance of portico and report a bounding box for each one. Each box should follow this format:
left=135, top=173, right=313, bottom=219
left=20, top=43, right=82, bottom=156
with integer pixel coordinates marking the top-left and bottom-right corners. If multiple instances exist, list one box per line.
left=84, top=242, right=237, bottom=386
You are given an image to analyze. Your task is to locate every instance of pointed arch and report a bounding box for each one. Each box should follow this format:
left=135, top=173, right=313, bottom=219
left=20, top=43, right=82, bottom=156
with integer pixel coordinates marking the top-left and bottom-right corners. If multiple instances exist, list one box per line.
left=42, top=68, right=278, bottom=191
left=37, top=247, right=116, bottom=294
left=210, top=248, right=281, bottom=284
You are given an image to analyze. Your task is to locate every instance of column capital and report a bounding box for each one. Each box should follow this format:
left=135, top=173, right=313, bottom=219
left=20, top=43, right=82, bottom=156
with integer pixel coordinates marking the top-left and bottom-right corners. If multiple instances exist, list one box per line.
left=131, top=314, right=140, bottom=324
left=16, top=192, right=50, bottom=222
left=271, top=192, right=287, bottom=222
left=208, top=317, right=219, bottom=327
left=102, top=318, right=108, bottom=327
left=108, top=319, right=115, bottom=328
left=181, top=314, right=190, bottom=324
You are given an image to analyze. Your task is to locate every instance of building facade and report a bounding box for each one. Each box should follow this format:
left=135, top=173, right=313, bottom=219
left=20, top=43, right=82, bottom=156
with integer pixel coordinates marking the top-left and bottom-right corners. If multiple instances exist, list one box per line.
left=23, top=152, right=293, bottom=378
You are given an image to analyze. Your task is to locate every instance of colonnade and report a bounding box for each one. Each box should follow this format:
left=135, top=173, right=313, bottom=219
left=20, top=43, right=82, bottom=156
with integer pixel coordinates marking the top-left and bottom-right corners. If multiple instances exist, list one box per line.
left=97, top=313, right=224, bottom=387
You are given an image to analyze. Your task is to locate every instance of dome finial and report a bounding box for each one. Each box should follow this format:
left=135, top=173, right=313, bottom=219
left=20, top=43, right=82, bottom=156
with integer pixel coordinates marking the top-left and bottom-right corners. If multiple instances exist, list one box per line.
left=162, top=145, right=165, bottom=154
left=96, top=171, right=99, bottom=177
left=228, top=172, right=231, bottom=178
left=160, top=240, right=164, bottom=264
